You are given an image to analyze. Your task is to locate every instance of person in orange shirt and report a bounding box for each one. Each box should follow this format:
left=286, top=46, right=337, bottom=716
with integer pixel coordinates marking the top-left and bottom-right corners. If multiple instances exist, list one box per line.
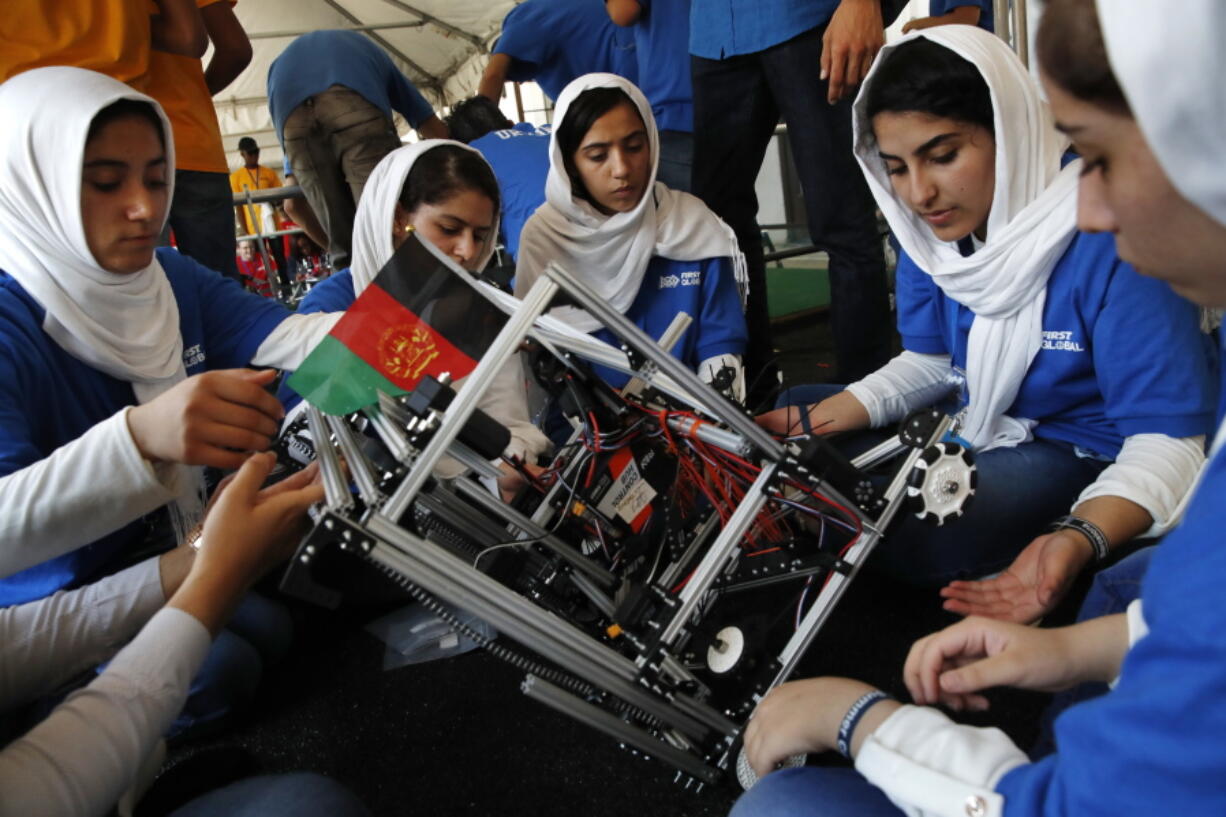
left=146, top=0, right=251, bottom=282
left=1, top=0, right=206, bottom=87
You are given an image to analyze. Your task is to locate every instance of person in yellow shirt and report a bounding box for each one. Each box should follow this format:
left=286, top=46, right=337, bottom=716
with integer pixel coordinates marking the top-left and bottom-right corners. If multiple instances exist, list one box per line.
left=147, top=0, right=251, bottom=282
left=230, top=137, right=287, bottom=284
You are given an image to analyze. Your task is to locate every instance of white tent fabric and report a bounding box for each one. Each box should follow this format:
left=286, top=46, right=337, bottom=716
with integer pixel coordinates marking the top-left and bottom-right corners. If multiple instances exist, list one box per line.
left=215, top=1, right=519, bottom=172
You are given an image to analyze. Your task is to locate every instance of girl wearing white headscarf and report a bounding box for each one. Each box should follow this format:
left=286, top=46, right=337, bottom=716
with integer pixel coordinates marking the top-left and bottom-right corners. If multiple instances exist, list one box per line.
left=0, top=66, right=340, bottom=731
left=289, top=140, right=550, bottom=480
left=730, top=5, right=1226, bottom=816
left=760, top=26, right=1213, bottom=600
left=515, top=73, right=749, bottom=401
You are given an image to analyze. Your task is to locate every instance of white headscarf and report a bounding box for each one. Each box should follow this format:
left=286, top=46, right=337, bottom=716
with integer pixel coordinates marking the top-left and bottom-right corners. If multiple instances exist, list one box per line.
left=0, top=67, right=203, bottom=536
left=1098, top=0, right=1226, bottom=228
left=515, top=73, right=745, bottom=332
left=349, top=139, right=501, bottom=296
left=852, top=27, right=1080, bottom=451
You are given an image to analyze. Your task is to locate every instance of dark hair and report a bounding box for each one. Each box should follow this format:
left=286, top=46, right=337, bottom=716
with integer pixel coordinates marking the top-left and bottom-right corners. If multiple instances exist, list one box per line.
left=1036, top=0, right=1130, bottom=115
left=864, top=38, right=995, bottom=134
left=555, top=87, right=641, bottom=204
left=445, top=96, right=513, bottom=144
left=237, top=136, right=259, bottom=152
left=399, top=144, right=501, bottom=216
left=86, top=98, right=166, bottom=148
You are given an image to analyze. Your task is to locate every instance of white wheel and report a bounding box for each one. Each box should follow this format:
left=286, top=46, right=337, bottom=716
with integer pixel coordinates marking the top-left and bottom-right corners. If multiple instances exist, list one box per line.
left=906, top=442, right=976, bottom=525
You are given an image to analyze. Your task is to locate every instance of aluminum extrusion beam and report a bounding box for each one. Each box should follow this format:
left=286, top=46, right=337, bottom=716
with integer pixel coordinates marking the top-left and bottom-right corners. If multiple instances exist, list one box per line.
left=325, top=415, right=381, bottom=506
left=660, top=464, right=778, bottom=646
left=521, top=676, right=719, bottom=783
left=383, top=275, right=558, bottom=522
left=542, top=263, right=783, bottom=460
left=307, top=405, right=352, bottom=512
left=364, top=515, right=719, bottom=741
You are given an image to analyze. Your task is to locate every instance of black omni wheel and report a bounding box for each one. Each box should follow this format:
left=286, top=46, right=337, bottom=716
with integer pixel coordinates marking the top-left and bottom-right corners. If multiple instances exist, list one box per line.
left=905, top=442, right=977, bottom=525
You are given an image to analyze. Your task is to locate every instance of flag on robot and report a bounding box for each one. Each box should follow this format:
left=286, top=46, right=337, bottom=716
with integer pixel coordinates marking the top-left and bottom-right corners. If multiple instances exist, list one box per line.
left=287, top=231, right=507, bottom=415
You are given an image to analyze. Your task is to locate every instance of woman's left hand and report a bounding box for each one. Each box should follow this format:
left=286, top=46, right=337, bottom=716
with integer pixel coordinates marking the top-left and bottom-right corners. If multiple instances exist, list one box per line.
left=940, top=530, right=1094, bottom=624
left=743, top=677, right=899, bottom=778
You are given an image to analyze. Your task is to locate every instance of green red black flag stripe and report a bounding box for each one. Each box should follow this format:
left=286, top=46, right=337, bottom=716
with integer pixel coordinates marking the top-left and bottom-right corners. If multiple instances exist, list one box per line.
left=287, top=232, right=507, bottom=415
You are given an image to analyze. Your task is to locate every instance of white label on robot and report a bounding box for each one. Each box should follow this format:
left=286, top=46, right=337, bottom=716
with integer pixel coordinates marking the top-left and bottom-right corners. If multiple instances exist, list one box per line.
left=597, top=456, right=657, bottom=524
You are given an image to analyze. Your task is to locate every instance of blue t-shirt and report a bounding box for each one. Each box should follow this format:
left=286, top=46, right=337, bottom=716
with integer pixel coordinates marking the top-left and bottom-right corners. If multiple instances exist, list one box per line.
left=630, top=0, right=693, bottom=133
left=895, top=230, right=1216, bottom=458
left=690, top=0, right=838, bottom=59
left=995, top=334, right=1226, bottom=813
left=928, top=0, right=994, bottom=32
left=471, top=123, right=551, bottom=262
left=589, top=255, right=747, bottom=388
left=494, top=0, right=638, bottom=102
left=267, top=30, right=436, bottom=143
left=0, top=249, right=289, bottom=605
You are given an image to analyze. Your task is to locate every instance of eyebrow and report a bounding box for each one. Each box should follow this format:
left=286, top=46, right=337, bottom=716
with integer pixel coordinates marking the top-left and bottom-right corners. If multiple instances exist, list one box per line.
left=877, top=131, right=960, bottom=161
left=83, top=157, right=168, bottom=170
left=1053, top=121, right=1084, bottom=136
left=580, top=130, right=647, bottom=152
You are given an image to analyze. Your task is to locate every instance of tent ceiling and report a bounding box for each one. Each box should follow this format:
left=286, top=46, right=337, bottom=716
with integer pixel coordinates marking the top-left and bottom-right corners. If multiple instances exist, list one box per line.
left=216, top=0, right=519, bottom=168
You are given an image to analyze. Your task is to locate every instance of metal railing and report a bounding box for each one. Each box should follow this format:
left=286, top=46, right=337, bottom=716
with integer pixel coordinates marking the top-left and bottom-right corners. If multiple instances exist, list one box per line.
left=232, top=184, right=307, bottom=297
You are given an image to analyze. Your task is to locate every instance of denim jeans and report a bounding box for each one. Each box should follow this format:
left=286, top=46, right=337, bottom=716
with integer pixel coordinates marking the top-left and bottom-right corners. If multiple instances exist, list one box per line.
left=162, top=170, right=241, bottom=282
left=731, top=767, right=903, bottom=817
left=282, top=86, right=403, bottom=269
left=777, top=384, right=1109, bottom=585
left=170, top=593, right=293, bottom=740
left=657, top=129, right=693, bottom=193
left=168, top=772, right=370, bottom=817
left=691, top=23, right=893, bottom=386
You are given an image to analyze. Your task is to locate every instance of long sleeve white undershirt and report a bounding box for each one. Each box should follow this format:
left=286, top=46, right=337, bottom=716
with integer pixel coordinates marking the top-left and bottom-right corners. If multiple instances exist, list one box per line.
left=0, top=313, right=340, bottom=576
left=855, top=705, right=1030, bottom=817
left=0, top=560, right=211, bottom=817
left=843, top=351, right=1203, bottom=534
left=854, top=600, right=1152, bottom=816
left=0, top=409, right=179, bottom=578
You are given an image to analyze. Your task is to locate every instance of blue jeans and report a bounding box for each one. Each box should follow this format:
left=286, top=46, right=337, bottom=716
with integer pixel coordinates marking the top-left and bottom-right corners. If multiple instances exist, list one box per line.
left=657, top=129, right=693, bottom=192
left=162, top=170, right=241, bottom=282
left=731, top=767, right=903, bottom=817
left=777, top=385, right=1109, bottom=585
left=692, top=22, right=892, bottom=385
left=171, top=593, right=293, bottom=739
left=168, top=772, right=370, bottom=817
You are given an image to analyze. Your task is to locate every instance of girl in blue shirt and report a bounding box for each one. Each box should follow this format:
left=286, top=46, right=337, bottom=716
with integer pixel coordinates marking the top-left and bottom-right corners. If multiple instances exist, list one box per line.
left=0, top=67, right=339, bottom=735
left=732, top=4, right=1226, bottom=815
left=288, top=140, right=551, bottom=495
left=515, top=73, right=748, bottom=399
left=758, top=28, right=1216, bottom=616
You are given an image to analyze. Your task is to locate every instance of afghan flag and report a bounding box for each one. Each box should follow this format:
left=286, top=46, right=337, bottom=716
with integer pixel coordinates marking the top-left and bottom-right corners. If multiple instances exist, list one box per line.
left=288, top=232, right=507, bottom=415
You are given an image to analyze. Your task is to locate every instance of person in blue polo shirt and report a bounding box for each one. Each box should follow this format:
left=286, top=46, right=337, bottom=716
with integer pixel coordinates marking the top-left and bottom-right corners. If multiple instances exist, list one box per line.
left=758, top=30, right=1216, bottom=618
left=606, top=0, right=694, bottom=191
left=515, top=74, right=748, bottom=399
left=444, top=96, right=552, bottom=264
left=478, top=0, right=637, bottom=105
left=0, top=68, right=342, bottom=737
left=268, top=30, right=448, bottom=269
left=902, top=0, right=994, bottom=33
left=690, top=0, right=897, bottom=405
